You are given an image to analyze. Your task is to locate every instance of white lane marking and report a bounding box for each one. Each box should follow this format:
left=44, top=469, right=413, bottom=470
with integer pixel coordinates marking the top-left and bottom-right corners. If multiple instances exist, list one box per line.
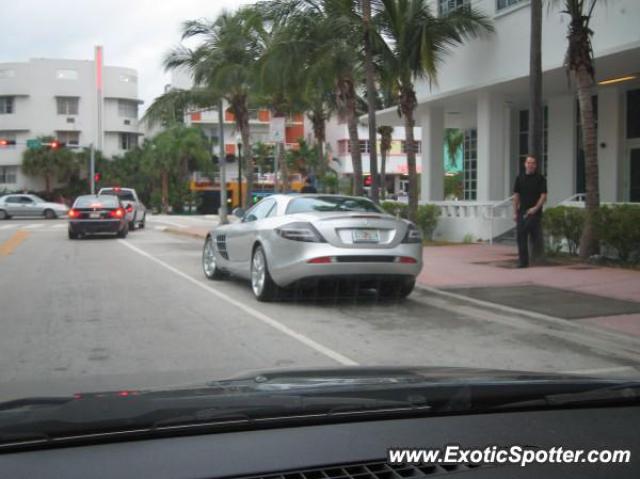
left=0, top=224, right=16, bottom=230
left=52, top=223, right=67, bottom=229
left=559, top=366, right=638, bottom=376
left=22, top=224, right=44, bottom=229
left=147, top=219, right=187, bottom=228
left=118, top=239, right=358, bottom=366
left=154, top=226, right=168, bottom=231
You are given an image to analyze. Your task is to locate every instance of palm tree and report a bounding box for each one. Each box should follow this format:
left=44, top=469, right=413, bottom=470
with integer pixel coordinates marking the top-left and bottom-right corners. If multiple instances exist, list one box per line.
left=21, top=136, right=79, bottom=193
left=373, top=0, right=493, bottom=221
left=558, top=0, right=599, bottom=258
left=164, top=7, right=268, bottom=208
left=377, top=125, right=393, bottom=199
left=362, top=0, right=380, bottom=203
left=444, top=128, right=464, bottom=170
left=262, top=0, right=366, bottom=196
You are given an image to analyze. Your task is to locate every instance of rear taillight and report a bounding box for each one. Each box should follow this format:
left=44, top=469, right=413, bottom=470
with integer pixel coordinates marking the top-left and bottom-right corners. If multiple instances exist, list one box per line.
left=68, top=209, right=79, bottom=218
left=402, top=223, right=422, bottom=243
left=126, top=205, right=133, bottom=213
left=276, top=222, right=326, bottom=243
left=110, top=208, right=125, bottom=218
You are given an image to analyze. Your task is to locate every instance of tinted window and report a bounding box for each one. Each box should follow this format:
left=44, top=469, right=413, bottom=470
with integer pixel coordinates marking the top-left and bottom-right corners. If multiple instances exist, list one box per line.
left=19, top=196, right=34, bottom=204
left=74, top=196, right=119, bottom=208
left=286, top=196, right=383, bottom=214
left=244, top=199, right=276, bottom=222
left=5, top=196, right=21, bottom=204
left=100, top=189, right=136, bottom=202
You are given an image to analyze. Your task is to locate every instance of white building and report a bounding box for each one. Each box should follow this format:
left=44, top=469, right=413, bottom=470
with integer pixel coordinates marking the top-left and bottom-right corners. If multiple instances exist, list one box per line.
left=325, top=117, right=422, bottom=197
left=374, top=0, right=640, bottom=241
left=0, top=52, right=143, bottom=191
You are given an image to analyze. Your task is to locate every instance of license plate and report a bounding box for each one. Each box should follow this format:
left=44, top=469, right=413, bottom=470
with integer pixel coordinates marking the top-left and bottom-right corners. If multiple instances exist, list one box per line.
left=352, top=229, right=379, bottom=243
left=89, top=212, right=101, bottom=219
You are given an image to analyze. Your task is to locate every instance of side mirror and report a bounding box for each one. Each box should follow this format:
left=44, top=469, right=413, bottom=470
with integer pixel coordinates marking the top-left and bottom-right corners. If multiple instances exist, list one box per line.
left=232, top=207, right=245, bottom=219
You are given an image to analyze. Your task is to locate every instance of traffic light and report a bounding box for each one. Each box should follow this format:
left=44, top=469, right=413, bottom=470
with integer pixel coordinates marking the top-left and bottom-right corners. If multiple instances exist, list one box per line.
left=0, top=139, right=16, bottom=147
left=49, top=140, right=65, bottom=149
left=94, top=172, right=102, bottom=183
left=364, top=175, right=372, bottom=187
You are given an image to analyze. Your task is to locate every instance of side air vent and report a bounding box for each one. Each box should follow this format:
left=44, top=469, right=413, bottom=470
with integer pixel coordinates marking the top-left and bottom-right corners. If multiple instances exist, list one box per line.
left=228, top=460, right=487, bottom=479
left=216, top=234, right=228, bottom=260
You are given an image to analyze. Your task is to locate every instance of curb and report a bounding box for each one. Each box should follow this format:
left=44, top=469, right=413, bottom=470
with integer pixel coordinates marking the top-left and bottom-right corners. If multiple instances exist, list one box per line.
left=163, top=227, right=208, bottom=240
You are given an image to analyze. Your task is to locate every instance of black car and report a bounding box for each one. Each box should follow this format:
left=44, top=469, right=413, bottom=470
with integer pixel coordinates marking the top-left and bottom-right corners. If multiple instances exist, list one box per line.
left=68, top=195, right=129, bottom=239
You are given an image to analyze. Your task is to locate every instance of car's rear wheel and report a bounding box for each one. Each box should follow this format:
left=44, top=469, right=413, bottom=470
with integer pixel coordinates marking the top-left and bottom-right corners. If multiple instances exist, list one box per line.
left=117, top=225, right=128, bottom=238
left=129, top=220, right=136, bottom=231
left=0, top=209, right=9, bottom=220
left=68, top=230, right=79, bottom=240
left=251, top=245, right=280, bottom=302
left=44, top=209, right=56, bottom=219
left=139, top=214, right=146, bottom=229
left=378, top=278, right=416, bottom=300
left=203, top=236, right=225, bottom=280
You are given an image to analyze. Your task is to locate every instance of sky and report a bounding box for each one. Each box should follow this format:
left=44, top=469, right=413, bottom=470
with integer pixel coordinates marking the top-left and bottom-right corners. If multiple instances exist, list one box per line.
left=0, top=0, right=254, bottom=112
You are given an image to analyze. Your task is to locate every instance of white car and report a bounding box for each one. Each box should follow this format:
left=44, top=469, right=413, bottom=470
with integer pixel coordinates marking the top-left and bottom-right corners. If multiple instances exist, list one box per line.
left=0, top=194, right=69, bottom=219
left=98, top=187, right=146, bottom=230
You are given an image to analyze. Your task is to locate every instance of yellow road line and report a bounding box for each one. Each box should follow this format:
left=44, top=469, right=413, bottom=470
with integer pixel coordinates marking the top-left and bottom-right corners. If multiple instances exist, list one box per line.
left=0, top=230, right=30, bottom=256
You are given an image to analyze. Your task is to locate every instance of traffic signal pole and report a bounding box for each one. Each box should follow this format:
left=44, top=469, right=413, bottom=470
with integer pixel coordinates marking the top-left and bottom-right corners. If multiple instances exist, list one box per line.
left=90, top=143, right=96, bottom=194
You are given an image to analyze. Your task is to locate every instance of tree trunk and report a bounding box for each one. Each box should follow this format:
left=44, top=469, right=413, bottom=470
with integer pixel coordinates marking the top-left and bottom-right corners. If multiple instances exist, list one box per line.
left=380, top=147, right=387, bottom=200
left=161, top=171, right=169, bottom=214
left=362, top=0, right=379, bottom=204
left=576, top=66, right=599, bottom=259
left=311, top=113, right=327, bottom=187
left=400, top=87, right=418, bottom=222
left=529, top=0, right=543, bottom=170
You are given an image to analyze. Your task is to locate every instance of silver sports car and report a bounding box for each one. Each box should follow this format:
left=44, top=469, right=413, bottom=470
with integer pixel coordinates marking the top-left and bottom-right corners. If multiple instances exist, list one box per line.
left=202, top=194, right=423, bottom=301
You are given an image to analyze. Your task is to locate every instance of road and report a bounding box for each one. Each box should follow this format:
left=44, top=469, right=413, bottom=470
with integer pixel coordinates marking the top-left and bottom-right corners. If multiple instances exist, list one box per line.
left=1, top=216, right=639, bottom=401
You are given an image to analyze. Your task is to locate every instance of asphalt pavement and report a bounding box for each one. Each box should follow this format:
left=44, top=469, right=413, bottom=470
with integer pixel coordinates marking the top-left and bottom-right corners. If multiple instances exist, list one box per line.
left=1, top=217, right=639, bottom=401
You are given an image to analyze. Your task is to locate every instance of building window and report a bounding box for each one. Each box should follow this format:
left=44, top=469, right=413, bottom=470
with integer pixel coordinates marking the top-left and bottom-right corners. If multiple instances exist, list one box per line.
left=518, top=107, right=548, bottom=176
left=119, top=74, right=137, bottom=83
left=626, top=89, right=640, bottom=139
left=56, top=131, right=80, bottom=146
left=401, top=140, right=422, bottom=154
left=0, top=69, right=15, bottom=79
left=0, top=97, right=14, bottom=114
left=359, top=140, right=369, bottom=153
left=0, top=166, right=17, bottom=184
left=497, top=0, right=527, bottom=11
left=118, top=100, right=138, bottom=119
left=56, top=69, right=78, bottom=80
left=463, top=129, right=478, bottom=200
left=439, top=0, right=469, bottom=16
left=576, top=96, right=598, bottom=194
left=56, top=97, right=79, bottom=115
left=120, top=133, right=137, bottom=151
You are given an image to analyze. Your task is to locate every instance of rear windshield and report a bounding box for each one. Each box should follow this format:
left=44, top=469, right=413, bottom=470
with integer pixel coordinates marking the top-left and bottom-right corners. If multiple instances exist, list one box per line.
left=74, top=196, right=119, bottom=208
left=286, top=196, right=383, bottom=214
left=100, top=189, right=136, bottom=202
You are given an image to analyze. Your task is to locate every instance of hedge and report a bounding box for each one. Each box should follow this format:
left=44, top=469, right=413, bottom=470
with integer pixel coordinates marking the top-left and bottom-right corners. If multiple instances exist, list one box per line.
left=380, top=201, right=441, bottom=241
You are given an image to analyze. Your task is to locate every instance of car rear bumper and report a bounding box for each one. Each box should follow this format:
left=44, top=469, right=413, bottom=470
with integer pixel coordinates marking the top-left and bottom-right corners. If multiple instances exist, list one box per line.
left=69, top=220, right=123, bottom=235
left=266, top=240, right=423, bottom=287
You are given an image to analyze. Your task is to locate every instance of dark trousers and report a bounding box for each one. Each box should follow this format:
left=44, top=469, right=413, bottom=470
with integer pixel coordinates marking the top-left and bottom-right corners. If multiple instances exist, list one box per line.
left=517, top=213, right=542, bottom=266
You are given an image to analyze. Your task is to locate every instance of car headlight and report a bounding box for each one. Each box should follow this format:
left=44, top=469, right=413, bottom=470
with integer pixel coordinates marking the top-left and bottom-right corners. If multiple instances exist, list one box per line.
left=402, top=223, right=422, bottom=243
left=275, top=222, right=327, bottom=243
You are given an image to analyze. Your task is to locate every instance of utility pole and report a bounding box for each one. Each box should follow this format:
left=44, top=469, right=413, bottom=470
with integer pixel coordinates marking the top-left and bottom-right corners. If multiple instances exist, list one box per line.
left=217, top=101, right=228, bottom=224
left=89, top=143, right=96, bottom=194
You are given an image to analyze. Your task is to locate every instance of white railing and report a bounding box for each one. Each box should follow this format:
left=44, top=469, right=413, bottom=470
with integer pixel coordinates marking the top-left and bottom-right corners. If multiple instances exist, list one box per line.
left=484, top=196, right=515, bottom=245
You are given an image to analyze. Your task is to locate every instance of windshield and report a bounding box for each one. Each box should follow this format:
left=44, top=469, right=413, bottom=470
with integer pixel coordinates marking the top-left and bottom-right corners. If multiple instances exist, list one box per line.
left=0, top=0, right=639, bottom=447
left=287, top=196, right=384, bottom=214
left=74, top=196, right=119, bottom=208
left=100, top=189, right=136, bottom=202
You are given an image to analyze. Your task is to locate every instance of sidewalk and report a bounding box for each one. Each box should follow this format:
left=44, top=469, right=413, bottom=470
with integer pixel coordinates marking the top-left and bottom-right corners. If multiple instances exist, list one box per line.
left=158, top=221, right=640, bottom=338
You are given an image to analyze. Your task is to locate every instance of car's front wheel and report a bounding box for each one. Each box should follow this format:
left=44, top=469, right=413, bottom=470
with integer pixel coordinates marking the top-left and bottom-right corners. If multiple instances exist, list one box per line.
left=202, top=236, right=225, bottom=280
left=0, top=209, right=9, bottom=220
left=251, top=245, right=280, bottom=302
left=44, top=209, right=57, bottom=219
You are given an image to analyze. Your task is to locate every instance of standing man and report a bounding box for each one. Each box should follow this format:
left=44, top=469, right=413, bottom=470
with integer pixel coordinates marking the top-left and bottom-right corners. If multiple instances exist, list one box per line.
left=513, top=155, right=547, bottom=268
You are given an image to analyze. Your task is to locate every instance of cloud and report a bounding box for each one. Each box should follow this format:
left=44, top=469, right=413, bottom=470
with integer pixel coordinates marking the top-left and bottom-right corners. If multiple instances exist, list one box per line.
left=0, top=0, right=254, bottom=111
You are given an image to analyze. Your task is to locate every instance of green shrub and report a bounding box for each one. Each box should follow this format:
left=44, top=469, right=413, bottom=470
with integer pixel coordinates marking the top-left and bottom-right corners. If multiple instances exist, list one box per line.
left=416, top=204, right=441, bottom=241
left=594, top=204, right=640, bottom=263
left=542, top=206, right=585, bottom=255
left=463, top=233, right=474, bottom=244
left=380, top=201, right=408, bottom=219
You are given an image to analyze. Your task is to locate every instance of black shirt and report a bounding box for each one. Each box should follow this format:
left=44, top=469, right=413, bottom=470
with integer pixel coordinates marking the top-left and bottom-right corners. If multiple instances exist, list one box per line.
left=513, top=173, right=547, bottom=216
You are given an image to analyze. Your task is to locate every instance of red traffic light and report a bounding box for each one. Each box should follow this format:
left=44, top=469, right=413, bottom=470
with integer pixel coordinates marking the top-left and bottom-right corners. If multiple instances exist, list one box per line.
left=50, top=140, right=62, bottom=149
left=0, top=139, right=16, bottom=147
left=364, top=175, right=372, bottom=187
left=94, top=173, right=101, bottom=182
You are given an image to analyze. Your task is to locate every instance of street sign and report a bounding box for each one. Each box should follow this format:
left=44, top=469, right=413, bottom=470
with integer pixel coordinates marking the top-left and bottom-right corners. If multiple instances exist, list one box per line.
left=269, top=117, right=285, bottom=143
left=26, top=139, right=42, bottom=149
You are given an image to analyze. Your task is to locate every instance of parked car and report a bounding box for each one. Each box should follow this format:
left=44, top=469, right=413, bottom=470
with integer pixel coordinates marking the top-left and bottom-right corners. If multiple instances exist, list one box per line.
left=67, top=195, right=129, bottom=239
left=0, top=194, right=69, bottom=219
left=202, top=194, right=423, bottom=301
left=97, top=187, right=146, bottom=230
